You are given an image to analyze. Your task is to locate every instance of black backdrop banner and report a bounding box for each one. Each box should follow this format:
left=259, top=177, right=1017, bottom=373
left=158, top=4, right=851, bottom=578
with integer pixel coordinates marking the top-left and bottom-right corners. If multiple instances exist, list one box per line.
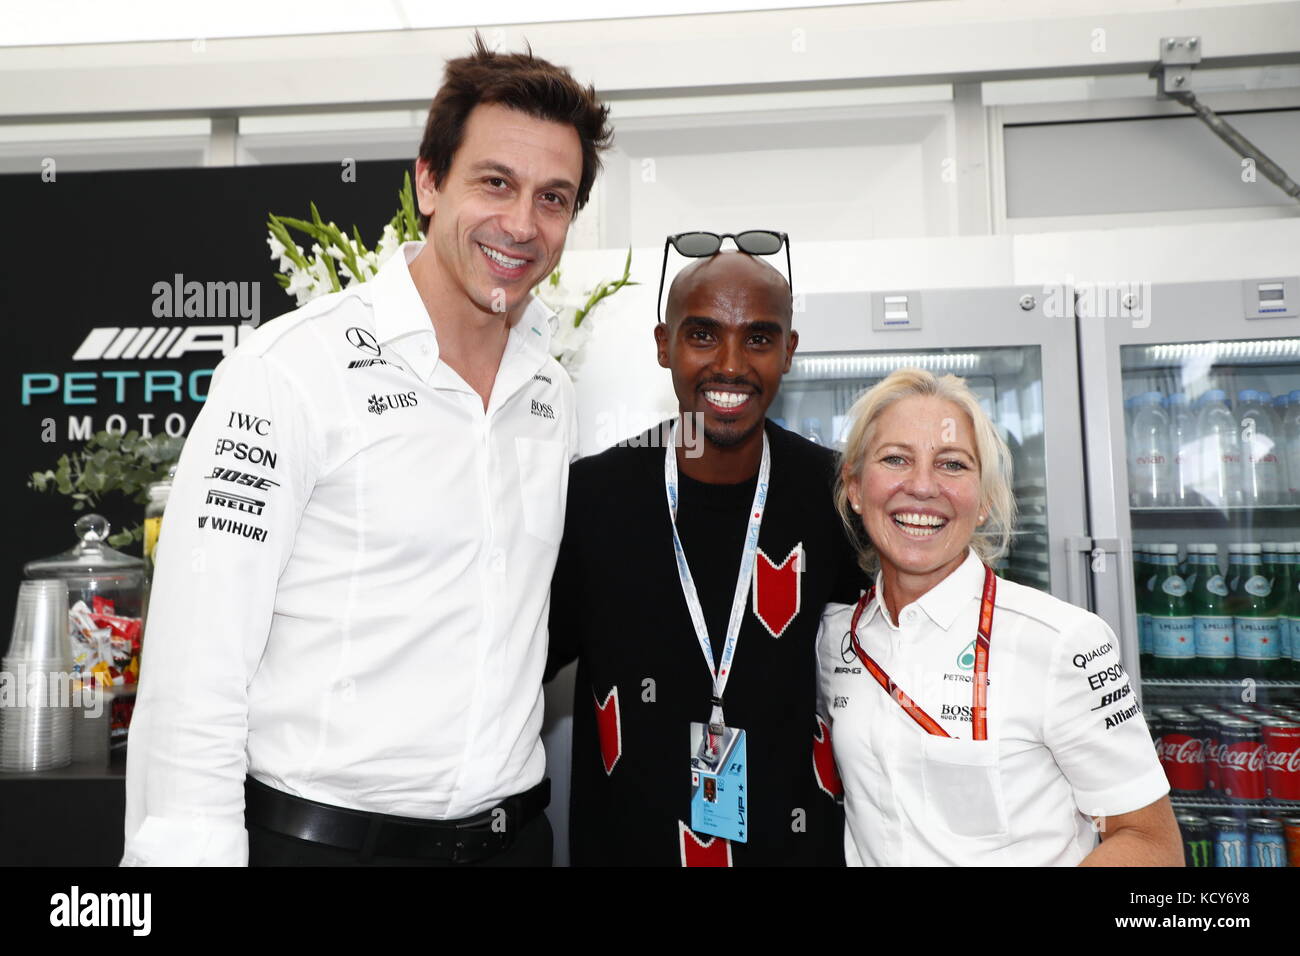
left=1, top=159, right=413, bottom=635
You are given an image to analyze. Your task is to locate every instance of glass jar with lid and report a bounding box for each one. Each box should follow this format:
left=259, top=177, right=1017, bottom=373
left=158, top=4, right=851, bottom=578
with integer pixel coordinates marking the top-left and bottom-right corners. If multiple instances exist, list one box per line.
left=23, top=514, right=145, bottom=747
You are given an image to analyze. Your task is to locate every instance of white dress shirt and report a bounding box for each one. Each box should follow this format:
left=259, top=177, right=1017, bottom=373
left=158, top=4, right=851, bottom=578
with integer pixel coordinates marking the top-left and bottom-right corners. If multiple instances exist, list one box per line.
left=818, top=548, right=1168, bottom=866
left=123, top=241, right=576, bottom=866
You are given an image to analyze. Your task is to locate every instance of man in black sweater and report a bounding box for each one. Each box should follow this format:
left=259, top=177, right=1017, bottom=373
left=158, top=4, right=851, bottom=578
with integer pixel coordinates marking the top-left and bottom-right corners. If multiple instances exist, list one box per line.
left=547, top=249, right=864, bottom=866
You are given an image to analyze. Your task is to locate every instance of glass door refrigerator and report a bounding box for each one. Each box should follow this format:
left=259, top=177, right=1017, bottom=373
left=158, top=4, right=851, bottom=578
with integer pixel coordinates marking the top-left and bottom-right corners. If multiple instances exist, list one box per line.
left=1078, top=275, right=1300, bottom=869
left=779, top=286, right=1088, bottom=604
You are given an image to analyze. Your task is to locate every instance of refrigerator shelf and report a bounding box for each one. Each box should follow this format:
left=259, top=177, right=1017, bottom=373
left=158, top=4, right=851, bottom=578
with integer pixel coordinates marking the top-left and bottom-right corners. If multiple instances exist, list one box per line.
left=1142, top=678, right=1300, bottom=689
left=1169, top=796, right=1300, bottom=814
left=1131, top=505, right=1300, bottom=514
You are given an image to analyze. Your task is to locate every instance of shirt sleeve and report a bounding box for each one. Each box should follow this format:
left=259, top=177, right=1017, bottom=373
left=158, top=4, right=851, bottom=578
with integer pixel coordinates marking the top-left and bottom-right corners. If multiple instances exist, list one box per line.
left=121, top=349, right=321, bottom=866
left=1042, top=613, right=1169, bottom=819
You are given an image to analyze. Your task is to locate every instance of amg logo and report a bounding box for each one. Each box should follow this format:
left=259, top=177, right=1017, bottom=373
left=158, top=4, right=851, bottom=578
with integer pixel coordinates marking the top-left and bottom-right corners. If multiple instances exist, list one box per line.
left=205, top=489, right=265, bottom=516
left=197, top=515, right=267, bottom=542
left=206, top=467, right=279, bottom=490
left=347, top=358, right=396, bottom=369
left=833, top=666, right=862, bottom=675
left=530, top=399, right=555, bottom=420
left=73, top=324, right=252, bottom=361
left=1104, top=702, right=1141, bottom=730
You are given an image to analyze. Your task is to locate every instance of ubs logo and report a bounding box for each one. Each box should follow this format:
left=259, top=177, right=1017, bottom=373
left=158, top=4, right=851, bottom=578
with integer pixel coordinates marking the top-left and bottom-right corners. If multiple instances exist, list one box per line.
left=346, top=327, right=381, bottom=355
left=368, top=391, right=418, bottom=415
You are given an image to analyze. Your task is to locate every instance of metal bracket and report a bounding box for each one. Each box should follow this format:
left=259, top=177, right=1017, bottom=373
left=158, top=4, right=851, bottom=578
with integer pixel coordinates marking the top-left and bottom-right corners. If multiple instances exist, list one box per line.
left=1149, top=35, right=1300, bottom=203
left=1151, top=36, right=1202, bottom=98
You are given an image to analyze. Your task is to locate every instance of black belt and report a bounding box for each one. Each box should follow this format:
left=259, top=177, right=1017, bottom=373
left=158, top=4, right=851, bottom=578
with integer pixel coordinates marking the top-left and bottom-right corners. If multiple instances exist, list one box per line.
left=244, top=776, right=550, bottom=864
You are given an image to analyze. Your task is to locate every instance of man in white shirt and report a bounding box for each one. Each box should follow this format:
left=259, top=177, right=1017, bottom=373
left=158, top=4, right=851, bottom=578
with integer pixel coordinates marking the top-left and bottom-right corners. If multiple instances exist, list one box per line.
left=122, top=37, right=612, bottom=866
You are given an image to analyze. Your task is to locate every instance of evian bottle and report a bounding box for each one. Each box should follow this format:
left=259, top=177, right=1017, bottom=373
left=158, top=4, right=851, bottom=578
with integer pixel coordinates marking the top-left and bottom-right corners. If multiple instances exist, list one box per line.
left=1193, top=390, right=1243, bottom=509
left=1128, top=392, right=1173, bottom=507
left=1167, top=392, right=1197, bottom=506
left=1238, top=389, right=1284, bottom=506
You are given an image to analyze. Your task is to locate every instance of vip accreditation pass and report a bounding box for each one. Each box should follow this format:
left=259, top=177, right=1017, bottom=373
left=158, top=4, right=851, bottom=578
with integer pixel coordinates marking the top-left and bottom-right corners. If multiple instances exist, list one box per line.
left=689, top=723, right=748, bottom=842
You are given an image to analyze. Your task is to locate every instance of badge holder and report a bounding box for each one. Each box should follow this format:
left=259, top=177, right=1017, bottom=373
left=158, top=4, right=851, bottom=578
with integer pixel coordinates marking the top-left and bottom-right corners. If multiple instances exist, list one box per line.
left=689, top=721, right=748, bottom=842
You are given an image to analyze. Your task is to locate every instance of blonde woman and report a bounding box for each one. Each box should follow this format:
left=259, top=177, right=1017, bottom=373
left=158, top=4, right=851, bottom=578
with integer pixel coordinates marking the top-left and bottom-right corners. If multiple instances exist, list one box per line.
left=818, top=368, right=1181, bottom=866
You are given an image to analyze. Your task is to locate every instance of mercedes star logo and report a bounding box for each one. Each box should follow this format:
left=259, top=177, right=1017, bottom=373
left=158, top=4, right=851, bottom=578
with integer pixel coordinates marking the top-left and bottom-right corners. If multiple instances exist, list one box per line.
left=840, top=630, right=857, bottom=664
left=346, top=327, right=381, bottom=355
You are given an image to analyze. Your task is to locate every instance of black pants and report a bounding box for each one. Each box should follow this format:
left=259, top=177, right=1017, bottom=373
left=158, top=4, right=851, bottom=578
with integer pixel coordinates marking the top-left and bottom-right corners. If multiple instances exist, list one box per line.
left=248, top=811, right=553, bottom=867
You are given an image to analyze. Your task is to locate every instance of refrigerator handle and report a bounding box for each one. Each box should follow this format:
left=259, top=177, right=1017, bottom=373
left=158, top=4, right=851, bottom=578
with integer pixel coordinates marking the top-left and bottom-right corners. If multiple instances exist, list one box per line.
left=1086, top=536, right=1141, bottom=702
left=1064, top=535, right=1093, bottom=610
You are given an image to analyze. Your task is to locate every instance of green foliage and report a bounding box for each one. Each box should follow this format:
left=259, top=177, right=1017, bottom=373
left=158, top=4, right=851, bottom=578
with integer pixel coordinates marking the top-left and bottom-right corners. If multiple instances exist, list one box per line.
left=574, top=247, right=639, bottom=327
left=28, top=432, right=185, bottom=549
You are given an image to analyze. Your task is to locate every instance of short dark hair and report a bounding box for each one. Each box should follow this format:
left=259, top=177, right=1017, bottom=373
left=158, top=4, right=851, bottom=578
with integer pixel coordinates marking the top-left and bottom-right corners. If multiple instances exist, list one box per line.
left=416, top=34, right=613, bottom=233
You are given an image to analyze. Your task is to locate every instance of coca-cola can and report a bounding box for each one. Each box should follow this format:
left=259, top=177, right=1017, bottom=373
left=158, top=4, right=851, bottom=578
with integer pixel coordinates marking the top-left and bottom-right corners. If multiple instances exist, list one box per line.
left=1202, top=716, right=1224, bottom=793
left=1258, top=718, right=1300, bottom=806
left=1219, top=719, right=1268, bottom=802
left=1159, top=714, right=1207, bottom=795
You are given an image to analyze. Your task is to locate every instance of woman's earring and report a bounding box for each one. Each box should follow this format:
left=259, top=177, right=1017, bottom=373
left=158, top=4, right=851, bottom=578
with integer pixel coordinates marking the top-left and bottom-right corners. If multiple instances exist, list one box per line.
left=852, top=503, right=861, bottom=513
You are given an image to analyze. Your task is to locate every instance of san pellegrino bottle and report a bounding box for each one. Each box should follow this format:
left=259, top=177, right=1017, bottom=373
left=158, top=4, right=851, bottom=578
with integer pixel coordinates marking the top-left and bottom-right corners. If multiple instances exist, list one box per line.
left=1188, top=544, right=1233, bottom=678
left=1275, top=542, right=1297, bottom=677
left=1228, top=543, right=1284, bottom=679
left=1287, top=540, right=1300, bottom=674
left=1135, top=546, right=1154, bottom=673
left=1150, top=544, right=1196, bottom=677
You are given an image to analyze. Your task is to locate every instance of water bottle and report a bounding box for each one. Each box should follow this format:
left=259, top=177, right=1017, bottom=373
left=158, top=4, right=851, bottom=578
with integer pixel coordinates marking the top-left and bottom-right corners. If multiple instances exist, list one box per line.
left=1150, top=543, right=1196, bottom=677
left=1275, top=542, right=1297, bottom=676
left=1227, top=543, right=1284, bottom=679
left=1129, top=392, right=1173, bottom=507
left=1286, top=540, right=1300, bottom=674
left=1168, top=392, right=1197, bottom=507
left=1189, top=544, right=1233, bottom=678
left=1283, top=390, right=1300, bottom=506
left=1238, top=389, right=1284, bottom=506
left=1135, top=546, right=1154, bottom=673
left=1194, top=390, right=1243, bottom=509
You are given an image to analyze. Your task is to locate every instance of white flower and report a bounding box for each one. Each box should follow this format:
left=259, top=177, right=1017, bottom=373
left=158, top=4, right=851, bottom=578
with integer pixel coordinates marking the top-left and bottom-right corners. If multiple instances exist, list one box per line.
left=549, top=315, right=595, bottom=372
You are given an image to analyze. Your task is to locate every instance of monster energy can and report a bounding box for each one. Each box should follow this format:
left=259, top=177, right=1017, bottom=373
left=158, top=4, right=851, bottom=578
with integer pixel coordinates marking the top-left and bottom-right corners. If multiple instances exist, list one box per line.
left=1176, top=812, right=1212, bottom=867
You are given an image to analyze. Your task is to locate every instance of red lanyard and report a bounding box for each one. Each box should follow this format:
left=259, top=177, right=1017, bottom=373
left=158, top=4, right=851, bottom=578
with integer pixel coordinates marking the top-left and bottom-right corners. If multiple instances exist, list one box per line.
left=848, top=564, right=996, bottom=741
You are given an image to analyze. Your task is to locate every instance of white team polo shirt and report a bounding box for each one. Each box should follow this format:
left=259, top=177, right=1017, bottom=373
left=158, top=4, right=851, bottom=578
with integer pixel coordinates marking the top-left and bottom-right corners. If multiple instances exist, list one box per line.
left=124, top=241, right=576, bottom=866
left=818, top=548, right=1168, bottom=866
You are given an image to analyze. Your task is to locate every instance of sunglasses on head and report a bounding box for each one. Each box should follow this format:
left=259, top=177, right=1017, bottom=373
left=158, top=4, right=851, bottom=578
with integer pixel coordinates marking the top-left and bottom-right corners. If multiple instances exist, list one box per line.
left=656, top=230, right=792, bottom=324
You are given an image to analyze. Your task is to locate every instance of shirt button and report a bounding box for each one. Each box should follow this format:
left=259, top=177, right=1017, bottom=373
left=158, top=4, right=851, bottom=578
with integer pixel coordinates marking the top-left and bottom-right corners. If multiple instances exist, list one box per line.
left=421, top=344, right=430, bottom=355
left=490, top=549, right=506, bottom=573
left=904, top=609, right=919, bottom=624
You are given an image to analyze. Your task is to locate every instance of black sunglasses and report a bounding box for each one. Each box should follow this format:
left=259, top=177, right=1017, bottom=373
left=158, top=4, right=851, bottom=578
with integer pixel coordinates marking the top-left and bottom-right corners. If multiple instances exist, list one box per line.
left=655, top=230, right=792, bottom=324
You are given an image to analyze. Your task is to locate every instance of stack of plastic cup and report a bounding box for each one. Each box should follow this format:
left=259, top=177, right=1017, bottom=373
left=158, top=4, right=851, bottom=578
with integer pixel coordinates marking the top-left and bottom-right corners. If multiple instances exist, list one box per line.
left=1, top=580, right=73, bottom=772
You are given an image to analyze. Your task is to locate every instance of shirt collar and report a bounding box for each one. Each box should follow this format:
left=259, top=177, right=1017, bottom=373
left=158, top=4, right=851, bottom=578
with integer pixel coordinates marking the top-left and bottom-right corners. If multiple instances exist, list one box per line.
left=370, top=240, right=557, bottom=383
left=868, top=547, right=986, bottom=631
